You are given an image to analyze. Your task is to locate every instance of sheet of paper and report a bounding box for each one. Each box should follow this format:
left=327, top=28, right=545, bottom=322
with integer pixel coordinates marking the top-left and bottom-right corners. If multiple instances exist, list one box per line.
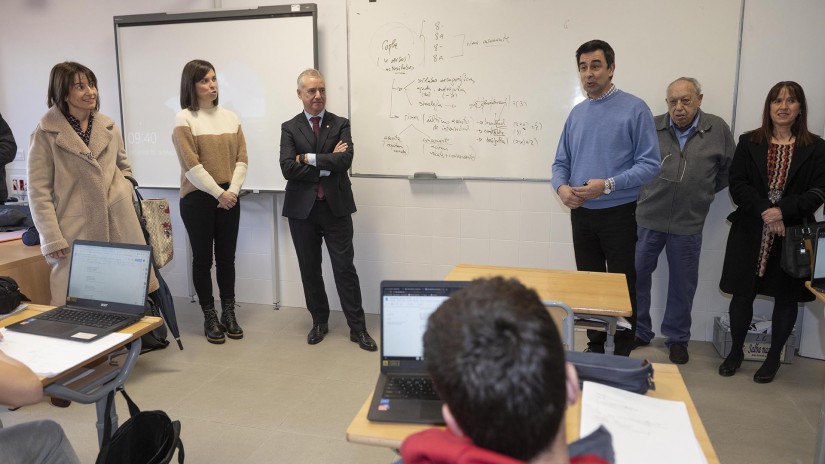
left=0, top=328, right=131, bottom=378
left=580, top=381, right=707, bottom=464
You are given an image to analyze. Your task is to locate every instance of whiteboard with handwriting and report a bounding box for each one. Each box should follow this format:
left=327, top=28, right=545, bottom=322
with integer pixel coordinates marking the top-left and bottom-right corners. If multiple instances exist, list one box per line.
left=348, top=0, right=741, bottom=180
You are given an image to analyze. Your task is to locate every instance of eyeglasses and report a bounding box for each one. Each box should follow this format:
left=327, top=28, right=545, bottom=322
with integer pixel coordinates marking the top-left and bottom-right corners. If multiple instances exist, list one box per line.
left=658, top=152, right=687, bottom=183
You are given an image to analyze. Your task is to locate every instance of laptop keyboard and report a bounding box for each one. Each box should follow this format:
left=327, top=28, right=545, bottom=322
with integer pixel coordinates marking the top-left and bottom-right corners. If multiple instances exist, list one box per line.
left=383, top=376, right=440, bottom=400
left=39, top=307, right=130, bottom=329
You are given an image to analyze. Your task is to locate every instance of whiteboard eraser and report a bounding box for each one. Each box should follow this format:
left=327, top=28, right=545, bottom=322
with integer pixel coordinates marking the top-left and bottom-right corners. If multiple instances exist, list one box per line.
left=412, top=172, right=437, bottom=179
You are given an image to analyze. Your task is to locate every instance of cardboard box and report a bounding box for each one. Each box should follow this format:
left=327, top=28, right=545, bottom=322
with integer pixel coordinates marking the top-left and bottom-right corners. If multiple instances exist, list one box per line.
left=712, top=317, right=795, bottom=364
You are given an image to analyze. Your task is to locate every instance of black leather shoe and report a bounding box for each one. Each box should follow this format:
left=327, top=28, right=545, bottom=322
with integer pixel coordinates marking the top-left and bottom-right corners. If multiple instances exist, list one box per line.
left=632, top=337, right=651, bottom=350
left=669, top=344, right=689, bottom=364
left=718, top=349, right=744, bottom=377
left=350, top=330, right=378, bottom=351
left=754, top=357, right=781, bottom=383
left=307, top=323, right=329, bottom=345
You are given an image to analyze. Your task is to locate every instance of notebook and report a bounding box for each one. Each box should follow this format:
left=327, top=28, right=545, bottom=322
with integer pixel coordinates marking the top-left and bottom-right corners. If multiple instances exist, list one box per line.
left=811, top=228, right=825, bottom=292
left=367, top=280, right=469, bottom=424
left=6, top=240, right=152, bottom=342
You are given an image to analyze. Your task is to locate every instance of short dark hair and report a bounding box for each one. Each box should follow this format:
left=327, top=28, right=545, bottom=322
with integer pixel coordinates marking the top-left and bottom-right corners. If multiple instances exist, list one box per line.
left=423, top=277, right=567, bottom=461
left=179, top=59, right=217, bottom=111
left=576, top=39, right=615, bottom=69
left=47, top=62, right=100, bottom=117
left=750, top=81, right=815, bottom=147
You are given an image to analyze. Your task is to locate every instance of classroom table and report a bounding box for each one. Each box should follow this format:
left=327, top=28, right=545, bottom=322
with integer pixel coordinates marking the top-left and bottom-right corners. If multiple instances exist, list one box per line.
left=0, top=237, right=51, bottom=304
left=445, top=264, right=633, bottom=354
left=0, top=304, right=163, bottom=445
left=804, top=281, right=825, bottom=464
left=346, top=363, right=719, bottom=463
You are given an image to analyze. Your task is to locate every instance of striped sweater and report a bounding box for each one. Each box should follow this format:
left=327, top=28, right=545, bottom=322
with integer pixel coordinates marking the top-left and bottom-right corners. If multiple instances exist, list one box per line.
left=172, top=106, right=248, bottom=198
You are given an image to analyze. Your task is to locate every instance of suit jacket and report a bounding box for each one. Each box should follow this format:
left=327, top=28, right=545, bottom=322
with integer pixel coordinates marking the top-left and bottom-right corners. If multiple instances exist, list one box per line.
left=279, top=111, right=356, bottom=219
left=719, top=132, right=825, bottom=301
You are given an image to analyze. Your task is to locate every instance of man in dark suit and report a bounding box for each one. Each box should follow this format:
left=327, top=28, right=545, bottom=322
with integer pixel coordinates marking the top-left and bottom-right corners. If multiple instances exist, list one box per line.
left=279, top=69, right=376, bottom=351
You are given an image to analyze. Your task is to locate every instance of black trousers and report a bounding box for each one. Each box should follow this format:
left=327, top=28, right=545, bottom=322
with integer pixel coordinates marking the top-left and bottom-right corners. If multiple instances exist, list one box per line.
left=288, top=200, right=366, bottom=332
left=571, top=202, right=638, bottom=354
left=179, top=188, right=240, bottom=306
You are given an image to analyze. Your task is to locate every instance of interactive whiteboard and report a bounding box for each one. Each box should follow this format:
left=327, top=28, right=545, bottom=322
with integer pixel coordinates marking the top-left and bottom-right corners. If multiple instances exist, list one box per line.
left=348, top=0, right=741, bottom=180
left=114, top=5, right=317, bottom=190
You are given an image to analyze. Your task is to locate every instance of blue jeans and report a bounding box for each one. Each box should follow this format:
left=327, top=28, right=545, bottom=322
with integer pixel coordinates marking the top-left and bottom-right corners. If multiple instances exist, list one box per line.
left=634, top=226, right=702, bottom=347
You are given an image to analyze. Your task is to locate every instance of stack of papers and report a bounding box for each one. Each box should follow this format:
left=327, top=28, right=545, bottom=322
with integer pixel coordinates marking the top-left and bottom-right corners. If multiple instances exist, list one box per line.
left=581, top=381, right=707, bottom=464
left=0, top=328, right=130, bottom=377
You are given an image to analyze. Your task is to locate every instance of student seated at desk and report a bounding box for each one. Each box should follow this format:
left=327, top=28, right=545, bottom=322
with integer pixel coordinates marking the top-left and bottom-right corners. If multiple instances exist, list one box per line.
left=400, top=277, right=613, bottom=464
left=0, top=334, right=80, bottom=464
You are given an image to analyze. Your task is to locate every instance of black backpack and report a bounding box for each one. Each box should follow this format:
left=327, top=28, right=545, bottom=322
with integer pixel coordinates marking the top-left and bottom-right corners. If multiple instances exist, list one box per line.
left=0, top=276, right=29, bottom=314
left=96, top=388, right=184, bottom=464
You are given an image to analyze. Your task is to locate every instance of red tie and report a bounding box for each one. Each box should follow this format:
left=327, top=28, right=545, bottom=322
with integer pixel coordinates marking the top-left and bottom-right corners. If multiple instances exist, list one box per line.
left=310, top=116, right=325, bottom=199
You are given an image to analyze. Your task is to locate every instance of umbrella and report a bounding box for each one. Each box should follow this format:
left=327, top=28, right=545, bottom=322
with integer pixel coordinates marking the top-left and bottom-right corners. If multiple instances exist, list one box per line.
left=149, top=269, right=184, bottom=350
left=126, top=175, right=183, bottom=350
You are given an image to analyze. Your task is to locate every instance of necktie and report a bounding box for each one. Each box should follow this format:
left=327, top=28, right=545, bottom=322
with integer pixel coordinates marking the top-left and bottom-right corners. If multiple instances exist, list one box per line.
left=310, top=116, right=325, bottom=199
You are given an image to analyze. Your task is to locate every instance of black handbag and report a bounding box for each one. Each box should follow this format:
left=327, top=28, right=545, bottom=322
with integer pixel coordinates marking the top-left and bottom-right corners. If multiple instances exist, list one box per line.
left=781, top=220, right=825, bottom=279
left=565, top=350, right=655, bottom=395
left=0, top=276, right=29, bottom=314
left=96, top=388, right=184, bottom=464
left=781, top=189, right=825, bottom=279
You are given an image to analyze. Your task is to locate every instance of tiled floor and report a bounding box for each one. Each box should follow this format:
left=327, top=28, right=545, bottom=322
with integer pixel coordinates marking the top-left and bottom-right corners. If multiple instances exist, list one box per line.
left=1, top=299, right=823, bottom=463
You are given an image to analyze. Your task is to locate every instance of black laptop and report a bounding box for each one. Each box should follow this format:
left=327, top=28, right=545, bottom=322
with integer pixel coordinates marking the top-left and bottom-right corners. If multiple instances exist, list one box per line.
left=367, top=280, right=469, bottom=424
left=812, top=228, right=825, bottom=292
left=6, top=240, right=152, bottom=342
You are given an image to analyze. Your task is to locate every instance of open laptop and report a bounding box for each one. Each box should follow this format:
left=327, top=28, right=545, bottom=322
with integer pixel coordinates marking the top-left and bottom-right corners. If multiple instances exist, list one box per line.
left=811, top=228, right=825, bottom=292
left=6, top=240, right=152, bottom=342
left=367, top=280, right=469, bottom=424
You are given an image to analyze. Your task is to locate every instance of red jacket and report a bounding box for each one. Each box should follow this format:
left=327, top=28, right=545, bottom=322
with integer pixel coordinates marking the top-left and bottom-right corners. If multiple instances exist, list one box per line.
left=400, top=429, right=610, bottom=464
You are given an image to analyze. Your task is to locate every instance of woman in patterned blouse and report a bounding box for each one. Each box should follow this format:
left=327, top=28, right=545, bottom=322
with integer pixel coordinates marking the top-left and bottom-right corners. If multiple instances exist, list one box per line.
left=719, top=81, right=825, bottom=383
left=28, top=62, right=158, bottom=306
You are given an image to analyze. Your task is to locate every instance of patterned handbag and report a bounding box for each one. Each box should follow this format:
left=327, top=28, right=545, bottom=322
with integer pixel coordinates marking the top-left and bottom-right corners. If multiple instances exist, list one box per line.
left=126, top=177, right=174, bottom=268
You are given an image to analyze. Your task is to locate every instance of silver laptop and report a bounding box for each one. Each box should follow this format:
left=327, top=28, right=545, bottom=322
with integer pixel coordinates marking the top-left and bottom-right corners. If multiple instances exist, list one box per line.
left=811, top=228, right=825, bottom=292
left=6, top=240, right=152, bottom=342
left=367, top=280, right=469, bottom=424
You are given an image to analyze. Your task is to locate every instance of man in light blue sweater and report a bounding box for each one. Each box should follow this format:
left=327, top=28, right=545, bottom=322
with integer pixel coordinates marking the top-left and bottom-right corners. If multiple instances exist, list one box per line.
left=551, top=39, right=659, bottom=356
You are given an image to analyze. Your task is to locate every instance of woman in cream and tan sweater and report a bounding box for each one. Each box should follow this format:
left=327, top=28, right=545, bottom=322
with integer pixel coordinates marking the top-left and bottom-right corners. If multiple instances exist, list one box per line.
left=172, top=59, right=248, bottom=345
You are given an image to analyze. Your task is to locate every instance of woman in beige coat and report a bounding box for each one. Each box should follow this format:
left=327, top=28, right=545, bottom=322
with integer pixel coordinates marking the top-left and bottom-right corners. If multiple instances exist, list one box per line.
left=28, top=62, right=158, bottom=305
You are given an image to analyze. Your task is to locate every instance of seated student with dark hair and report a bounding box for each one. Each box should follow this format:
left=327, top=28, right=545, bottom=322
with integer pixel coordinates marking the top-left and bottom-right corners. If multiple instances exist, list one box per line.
left=400, top=277, right=613, bottom=464
left=0, top=333, right=80, bottom=464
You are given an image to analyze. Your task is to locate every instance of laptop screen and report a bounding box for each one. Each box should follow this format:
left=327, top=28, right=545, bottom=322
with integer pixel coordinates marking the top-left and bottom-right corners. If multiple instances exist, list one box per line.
left=380, top=281, right=469, bottom=364
left=66, top=240, right=152, bottom=310
left=814, top=232, right=825, bottom=282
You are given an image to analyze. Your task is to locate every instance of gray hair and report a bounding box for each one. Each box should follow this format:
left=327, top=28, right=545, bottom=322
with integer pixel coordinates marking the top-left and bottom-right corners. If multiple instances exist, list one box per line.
left=297, top=68, right=324, bottom=88
left=669, top=77, right=702, bottom=95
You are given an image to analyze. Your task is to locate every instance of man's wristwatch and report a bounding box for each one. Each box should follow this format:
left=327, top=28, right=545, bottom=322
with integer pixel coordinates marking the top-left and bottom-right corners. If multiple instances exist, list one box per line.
left=603, top=178, right=614, bottom=195
left=300, top=154, right=307, bottom=164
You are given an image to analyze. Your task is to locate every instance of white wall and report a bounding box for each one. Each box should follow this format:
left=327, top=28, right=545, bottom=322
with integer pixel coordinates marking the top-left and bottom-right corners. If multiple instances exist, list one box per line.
left=3, top=0, right=825, bottom=342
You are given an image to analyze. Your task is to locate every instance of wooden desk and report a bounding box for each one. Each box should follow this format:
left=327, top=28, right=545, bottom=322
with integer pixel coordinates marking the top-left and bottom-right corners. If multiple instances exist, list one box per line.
left=1, top=304, right=162, bottom=445
left=0, top=238, right=51, bottom=304
left=346, top=363, right=719, bottom=463
left=804, top=281, right=825, bottom=464
left=445, top=264, right=632, bottom=354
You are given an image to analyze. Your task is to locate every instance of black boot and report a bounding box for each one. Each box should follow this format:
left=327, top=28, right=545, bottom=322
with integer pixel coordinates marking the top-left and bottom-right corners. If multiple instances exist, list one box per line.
left=220, top=299, right=244, bottom=340
left=202, top=302, right=225, bottom=344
